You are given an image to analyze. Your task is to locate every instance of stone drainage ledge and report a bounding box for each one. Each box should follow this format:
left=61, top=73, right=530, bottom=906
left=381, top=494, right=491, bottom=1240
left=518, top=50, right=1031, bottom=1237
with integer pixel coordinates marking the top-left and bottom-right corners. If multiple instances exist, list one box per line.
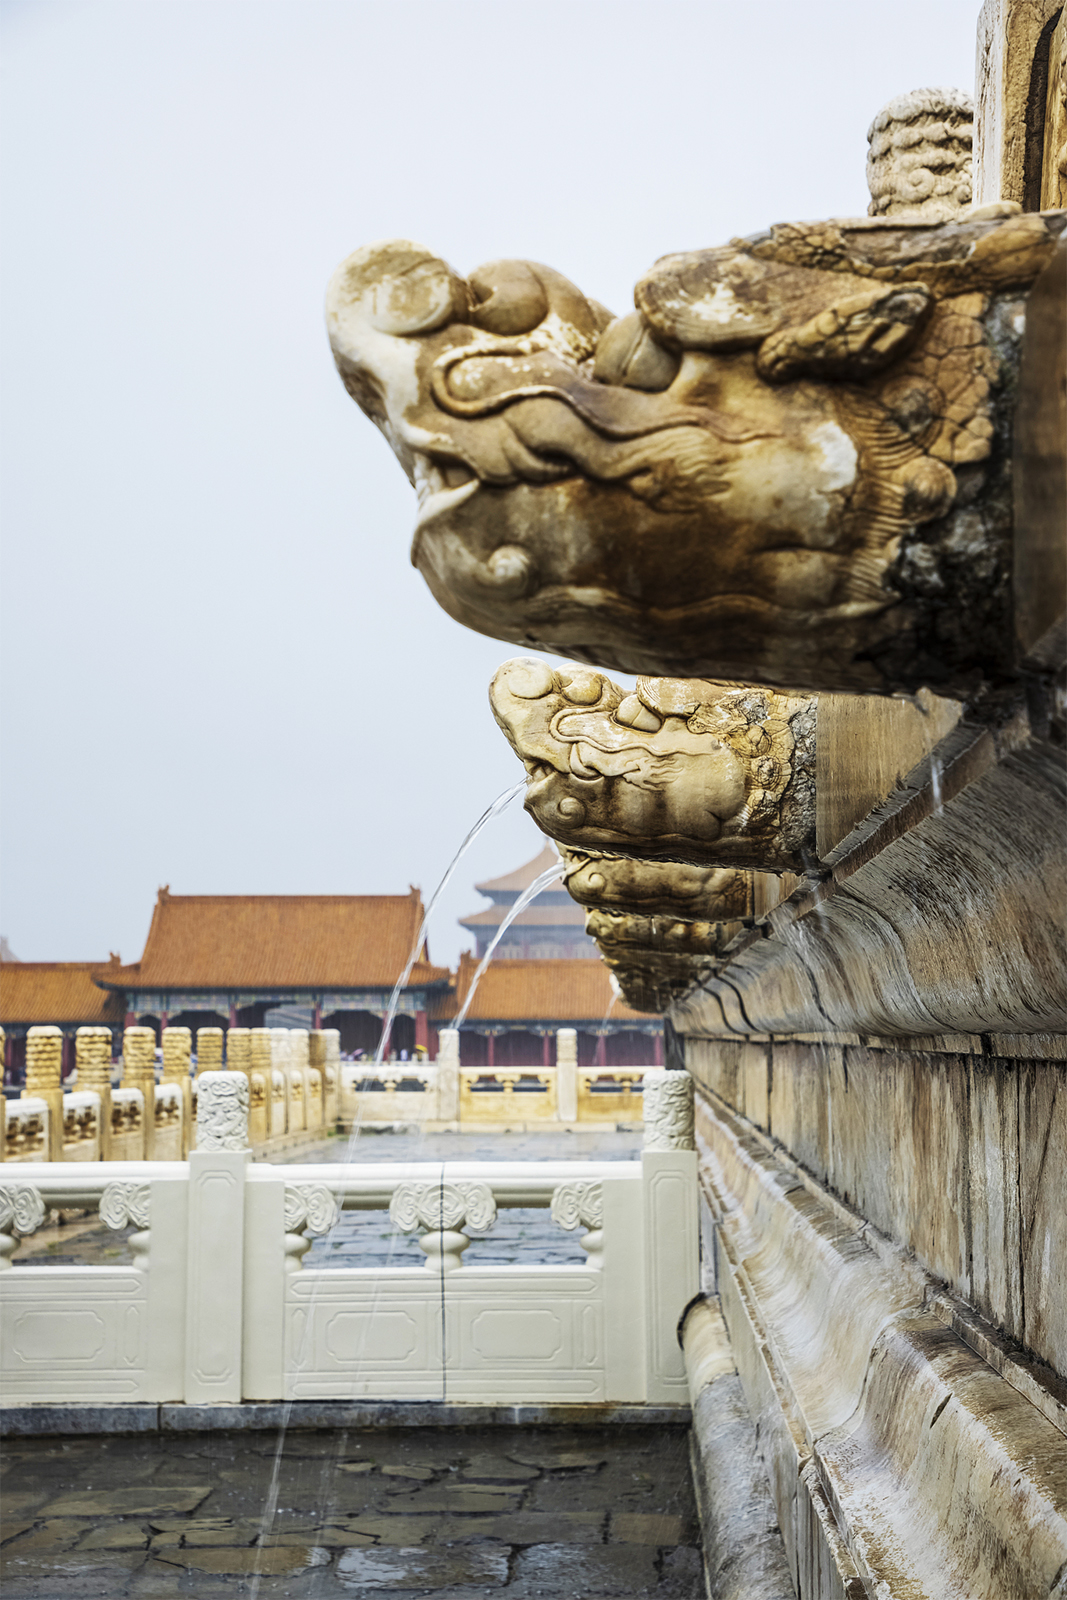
left=0, top=1400, right=691, bottom=1437
left=693, top=1088, right=1067, bottom=1600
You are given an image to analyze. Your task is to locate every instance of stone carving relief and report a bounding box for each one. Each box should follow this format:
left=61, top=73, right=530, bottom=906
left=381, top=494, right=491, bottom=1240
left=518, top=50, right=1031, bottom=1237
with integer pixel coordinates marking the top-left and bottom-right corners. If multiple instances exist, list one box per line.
left=389, top=1181, right=497, bottom=1236
left=560, top=846, right=753, bottom=923
left=100, top=1181, right=151, bottom=1231
left=490, top=660, right=816, bottom=873
left=0, top=1182, right=46, bottom=1237
left=866, top=88, right=973, bottom=220
left=284, top=1184, right=340, bottom=1237
left=327, top=210, right=1064, bottom=695
left=1044, top=11, right=1067, bottom=211
left=74, top=1027, right=112, bottom=1092
left=550, top=1180, right=603, bottom=1232
left=587, top=909, right=733, bottom=1014
left=195, top=1071, right=250, bottom=1152
left=642, top=1071, right=696, bottom=1152
left=0, top=1182, right=46, bottom=1269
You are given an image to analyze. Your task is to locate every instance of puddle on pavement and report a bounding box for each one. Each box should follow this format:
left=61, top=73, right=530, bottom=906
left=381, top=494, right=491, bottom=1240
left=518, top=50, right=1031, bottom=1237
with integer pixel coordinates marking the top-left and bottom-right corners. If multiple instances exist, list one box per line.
left=0, top=1423, right=703, bottom=1597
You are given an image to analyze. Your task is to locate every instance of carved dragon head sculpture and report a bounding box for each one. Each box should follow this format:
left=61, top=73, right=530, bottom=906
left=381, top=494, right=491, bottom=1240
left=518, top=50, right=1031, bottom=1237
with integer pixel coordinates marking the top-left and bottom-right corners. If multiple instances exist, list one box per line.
left=488, top=657, right=816, bottom=873
left=327, top=211, right=1064, bottom=695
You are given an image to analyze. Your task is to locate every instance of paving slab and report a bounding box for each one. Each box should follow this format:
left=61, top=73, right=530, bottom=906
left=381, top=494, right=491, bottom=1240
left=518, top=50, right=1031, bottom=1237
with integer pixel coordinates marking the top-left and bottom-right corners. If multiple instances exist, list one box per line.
left=0, top=1421, right=702, bottom=1597
left=512, top=1541, right=662, bottom=1594
left=336, top=1542, right=511, bottom=1588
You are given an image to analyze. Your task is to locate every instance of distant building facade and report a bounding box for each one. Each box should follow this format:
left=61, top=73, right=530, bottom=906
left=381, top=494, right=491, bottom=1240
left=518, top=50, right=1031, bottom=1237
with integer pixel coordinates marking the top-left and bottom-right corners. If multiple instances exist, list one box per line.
left=4, top=869, right=663, bottom=1077
left=459, top=842, right=598, bottom=960
left=91, top=886, right=451, bottom=1057
left=439, top=954, right=663, bottom=1069
left=0, top=961, right=125, bottom=1080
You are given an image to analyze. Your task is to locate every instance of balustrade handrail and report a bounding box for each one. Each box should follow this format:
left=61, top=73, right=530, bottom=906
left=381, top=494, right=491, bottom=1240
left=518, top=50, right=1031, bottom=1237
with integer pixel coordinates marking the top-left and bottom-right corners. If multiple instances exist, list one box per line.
left=258, top=1157, right=637, bottom=1209
left=2, top=1073, right=697, bottom=1408
left=3, top=1156, right=638, bottom=1212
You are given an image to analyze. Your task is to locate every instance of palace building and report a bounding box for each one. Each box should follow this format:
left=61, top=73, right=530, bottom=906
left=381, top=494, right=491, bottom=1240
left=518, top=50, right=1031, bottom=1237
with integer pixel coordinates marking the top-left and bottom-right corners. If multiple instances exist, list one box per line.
left=90, top=886, right=452, bottom=1058
left=0, top=960, right=125, bottom=1078
left=441, top=953, right=663, bottom=1069
left=458, top=841, right=597, bottom=960
left=3, top=863, right=664, bottom=1076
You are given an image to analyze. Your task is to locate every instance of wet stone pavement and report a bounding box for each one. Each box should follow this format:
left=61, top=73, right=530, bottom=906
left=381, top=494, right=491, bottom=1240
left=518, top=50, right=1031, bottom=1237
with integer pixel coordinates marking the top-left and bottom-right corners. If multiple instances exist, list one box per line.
left=0, top=1423, right=703, bottom=1598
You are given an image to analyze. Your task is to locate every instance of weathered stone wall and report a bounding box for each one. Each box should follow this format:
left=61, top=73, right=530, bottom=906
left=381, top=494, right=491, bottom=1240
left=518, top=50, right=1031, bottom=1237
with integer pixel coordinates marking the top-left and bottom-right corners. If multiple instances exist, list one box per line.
left=689, top=1075, right=1067, bottom=1600
left=687, top=1034, right=1066, bottom=1381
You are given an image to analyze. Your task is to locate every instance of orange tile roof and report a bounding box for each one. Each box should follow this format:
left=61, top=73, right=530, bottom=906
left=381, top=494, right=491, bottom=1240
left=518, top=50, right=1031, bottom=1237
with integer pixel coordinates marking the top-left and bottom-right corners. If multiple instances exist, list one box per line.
left=93, top=889, right=450, bottom=992
left=438, top=955, right=657, bottom=1024
left=474, top=841, right=561, bottom=895
left=0, top=963, right=126, bottom=1027
left=459, top=903, right=587, bottom=929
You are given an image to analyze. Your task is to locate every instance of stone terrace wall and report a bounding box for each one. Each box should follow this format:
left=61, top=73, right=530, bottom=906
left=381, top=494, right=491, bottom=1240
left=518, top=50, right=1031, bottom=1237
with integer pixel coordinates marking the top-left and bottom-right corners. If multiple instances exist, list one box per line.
left=686, top=1033, right=1065, bottom=1380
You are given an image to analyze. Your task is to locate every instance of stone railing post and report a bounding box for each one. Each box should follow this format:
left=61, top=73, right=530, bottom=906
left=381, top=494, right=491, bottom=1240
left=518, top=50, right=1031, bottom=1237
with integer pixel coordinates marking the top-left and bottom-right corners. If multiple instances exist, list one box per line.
left=322, top=1029, right=340, bottom=1126
left=122, top=1026, right=157, bottom=1160
left=309, top=1030, right=327, bottom=1129
left=288, top=1029, right=309, bottom=1133
left=161, top=1026, right=192, bottom=1156
left=251, top=1027, right=272, bottom=1079
left=185, top=1071, right=250, bottom=1403
left=75, top=1026, right=112, bottom=1160
left=196, top=1026, right=223, bottom=1074
left=250, top=1028, right=272, bottom=1140
left=226, top=1027, right=252, bottom=1079
left=641, top=1069, right=698, bottom=1403
left=227, top=1027, right=258, bottom=1142
left=556, top=1028, right=578, bottom=1123
left=435, top=1029, right=460, bottom=1122
left=271, top=1029, right=292, bottom=1135
left=24, top=1026, right=63, bottom=1161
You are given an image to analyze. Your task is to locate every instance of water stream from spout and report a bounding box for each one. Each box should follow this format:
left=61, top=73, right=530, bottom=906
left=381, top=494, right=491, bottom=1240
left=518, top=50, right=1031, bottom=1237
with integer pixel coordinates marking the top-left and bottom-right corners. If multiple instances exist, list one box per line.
left=248, top=779, right=526, bottom=1598
left=372, top=780, right=525, bottom=1068
left=595, top=987, right=619, bottom=1068
left=453, top=860, right=564, bottom=1030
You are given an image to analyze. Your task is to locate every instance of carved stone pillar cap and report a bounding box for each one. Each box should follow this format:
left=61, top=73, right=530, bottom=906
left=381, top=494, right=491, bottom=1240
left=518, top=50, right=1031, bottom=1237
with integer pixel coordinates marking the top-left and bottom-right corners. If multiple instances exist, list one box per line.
left=642, top=1069, right=695, bottom=1151
left=195, top=1070, right=250, bottom=1151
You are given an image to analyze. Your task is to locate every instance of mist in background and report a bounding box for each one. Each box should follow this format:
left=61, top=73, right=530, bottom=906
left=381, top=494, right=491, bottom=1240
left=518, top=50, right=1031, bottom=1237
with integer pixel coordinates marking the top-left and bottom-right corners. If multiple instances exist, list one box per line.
left=1, top=0, right=980, bottom=968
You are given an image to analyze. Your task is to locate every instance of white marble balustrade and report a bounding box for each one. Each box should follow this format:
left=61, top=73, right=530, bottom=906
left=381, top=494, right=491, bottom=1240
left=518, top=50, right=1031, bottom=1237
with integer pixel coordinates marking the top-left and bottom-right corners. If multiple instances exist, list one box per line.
left=0, top=1069, right=697, bottom=1409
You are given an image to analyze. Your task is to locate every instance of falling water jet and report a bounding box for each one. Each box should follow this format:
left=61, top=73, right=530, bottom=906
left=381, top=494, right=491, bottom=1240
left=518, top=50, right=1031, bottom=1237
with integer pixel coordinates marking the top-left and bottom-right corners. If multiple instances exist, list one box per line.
left=249, top=780, right=525, bottom=1593
left=454, top=860, right=565, bottom=1030
left=594, top=981, right=620, bottom=1069
left=372, top=780, right=526, bottom=1069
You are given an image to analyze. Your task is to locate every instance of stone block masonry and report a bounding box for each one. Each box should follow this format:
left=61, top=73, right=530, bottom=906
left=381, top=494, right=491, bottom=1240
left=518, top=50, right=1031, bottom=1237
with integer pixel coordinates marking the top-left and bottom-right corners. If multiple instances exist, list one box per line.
left=0, top=1422, right=702, bottom=1598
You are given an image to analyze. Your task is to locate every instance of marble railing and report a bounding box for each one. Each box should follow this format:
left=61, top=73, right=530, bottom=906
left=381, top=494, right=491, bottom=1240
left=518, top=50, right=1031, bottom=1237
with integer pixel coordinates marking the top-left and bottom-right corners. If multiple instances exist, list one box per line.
left=0, top=1069, right=697, bottom=1408
left=339, top=1063, right=652, bottom=1127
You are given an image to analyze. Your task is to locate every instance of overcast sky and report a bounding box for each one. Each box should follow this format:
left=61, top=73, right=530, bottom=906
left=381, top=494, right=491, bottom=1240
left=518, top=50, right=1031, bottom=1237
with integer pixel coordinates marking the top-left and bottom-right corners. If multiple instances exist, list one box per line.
left=1, top=0, right=981, bottom=969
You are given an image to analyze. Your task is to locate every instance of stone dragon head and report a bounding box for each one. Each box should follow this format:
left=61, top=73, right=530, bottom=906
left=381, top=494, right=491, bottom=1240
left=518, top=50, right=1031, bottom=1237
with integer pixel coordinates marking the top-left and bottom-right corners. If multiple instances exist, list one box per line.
left=327, top=211, right=1064, bottom=695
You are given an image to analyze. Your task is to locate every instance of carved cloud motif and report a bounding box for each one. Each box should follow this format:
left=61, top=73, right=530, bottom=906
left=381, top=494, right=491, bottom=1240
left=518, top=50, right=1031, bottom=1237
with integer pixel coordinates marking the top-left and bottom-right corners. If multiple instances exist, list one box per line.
left=550, top=1180, right=603, bottom=1232
left=284, top=1184, right=340, bottom=1237
left=642, top=1071, right=696, bottom=1152
left=195, top=1071, right=250, bottom=1152
left=389, top=1181, right=497, bottom=1236
left=0, top=1183, right=46, bottom=1237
